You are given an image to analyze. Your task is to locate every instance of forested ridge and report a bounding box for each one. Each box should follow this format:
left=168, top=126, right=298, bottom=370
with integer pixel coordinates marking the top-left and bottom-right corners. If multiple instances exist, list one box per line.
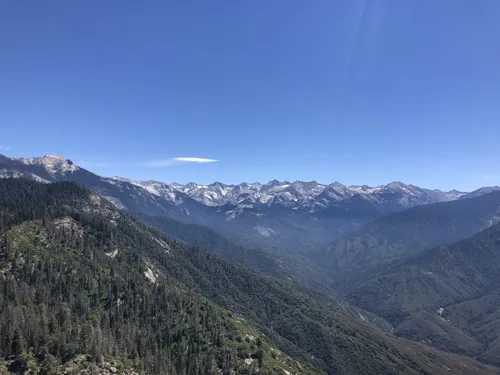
left=136, top=213, right=283, bottom=279
left=0, top=179, right=499, bottom=375
left=345, top=221, right=500, bottom=365
left=315, top=191, right=500, bottom=286
left=0, top=179, right=320, bottom=375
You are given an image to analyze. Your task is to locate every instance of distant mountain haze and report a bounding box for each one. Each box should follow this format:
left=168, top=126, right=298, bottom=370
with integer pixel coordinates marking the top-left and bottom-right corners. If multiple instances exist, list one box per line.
left=345, top=222, right=500, bottom=366
left=313, top=191, right=500, bottom=285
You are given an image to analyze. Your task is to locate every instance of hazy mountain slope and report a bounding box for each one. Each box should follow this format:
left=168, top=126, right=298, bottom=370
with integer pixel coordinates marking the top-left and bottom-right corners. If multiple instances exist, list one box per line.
left=444, top=291, right=500, bottom=364
left=311, top=181, right=464, bottom=220
left=393, top=311, right=483, bottom=356
left=460, top=186, right=500, bottom=199
left=347, top=220, right=500, bottom=318
left=137, top=213, right=340, bottom=294
left=315, top=191, right=500, bottom=284
left=1, top=179, right=498, bottom=374
left=345, top=222, right=500, bottom=365
left=136, top=213, right=286, bottom=278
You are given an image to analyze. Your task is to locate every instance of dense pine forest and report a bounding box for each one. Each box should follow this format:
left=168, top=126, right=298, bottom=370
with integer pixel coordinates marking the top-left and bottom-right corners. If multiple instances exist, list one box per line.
left=1, top=179, right=499, bottom=375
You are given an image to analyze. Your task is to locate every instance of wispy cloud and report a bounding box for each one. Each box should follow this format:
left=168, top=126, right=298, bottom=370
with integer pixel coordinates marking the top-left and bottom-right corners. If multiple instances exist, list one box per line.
left=0, top=146, right=11, bottom=151
left=141, top=157, right=219, bottom=167
left=173, top=157, right=218, bottom=163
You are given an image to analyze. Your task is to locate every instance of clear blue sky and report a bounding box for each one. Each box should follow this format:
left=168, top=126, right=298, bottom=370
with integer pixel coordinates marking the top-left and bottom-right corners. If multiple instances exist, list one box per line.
left=1, top=1, right=499, bottom=190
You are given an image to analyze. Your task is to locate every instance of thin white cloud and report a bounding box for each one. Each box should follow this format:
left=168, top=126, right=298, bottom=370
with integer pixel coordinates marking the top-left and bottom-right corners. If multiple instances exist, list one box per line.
left=141, top=157, right=218, bottom=167
left=0, top=146, right=11, bottom=151
left=173, top=157, right=218, bottom=163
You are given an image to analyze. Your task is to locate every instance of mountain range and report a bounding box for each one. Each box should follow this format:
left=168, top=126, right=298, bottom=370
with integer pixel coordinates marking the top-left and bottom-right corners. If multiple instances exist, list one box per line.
left=2, top=154, right=494, bottom=255
left=115, top=176, right=466, bottom=213
left=0, top=155, right=470, bottom=212
left=3, top=178, right=497, bottom=374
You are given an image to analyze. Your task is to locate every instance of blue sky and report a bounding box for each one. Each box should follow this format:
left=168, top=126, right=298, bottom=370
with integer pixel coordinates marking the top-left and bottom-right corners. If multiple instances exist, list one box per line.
left=1, top=1, right=499, bottom=190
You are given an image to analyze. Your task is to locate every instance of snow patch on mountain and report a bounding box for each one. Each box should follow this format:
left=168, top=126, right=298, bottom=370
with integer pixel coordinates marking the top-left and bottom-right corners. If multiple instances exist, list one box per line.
left=0, top=169, right=51, bottom=183
left=254, top=225, right=275, bottom=237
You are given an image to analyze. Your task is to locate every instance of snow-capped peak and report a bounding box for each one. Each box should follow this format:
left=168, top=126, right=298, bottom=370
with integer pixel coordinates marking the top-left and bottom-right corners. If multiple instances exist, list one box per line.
left=113, top=178, right=471, bottom=213
left=0, top=154, right=484, bottom=224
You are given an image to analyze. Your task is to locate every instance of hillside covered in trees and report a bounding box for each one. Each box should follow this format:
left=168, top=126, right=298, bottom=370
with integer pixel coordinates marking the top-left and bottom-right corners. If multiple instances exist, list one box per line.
left=0, top=179, right=498, bottom=375
left=0, top=179, right=320, bottom=375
